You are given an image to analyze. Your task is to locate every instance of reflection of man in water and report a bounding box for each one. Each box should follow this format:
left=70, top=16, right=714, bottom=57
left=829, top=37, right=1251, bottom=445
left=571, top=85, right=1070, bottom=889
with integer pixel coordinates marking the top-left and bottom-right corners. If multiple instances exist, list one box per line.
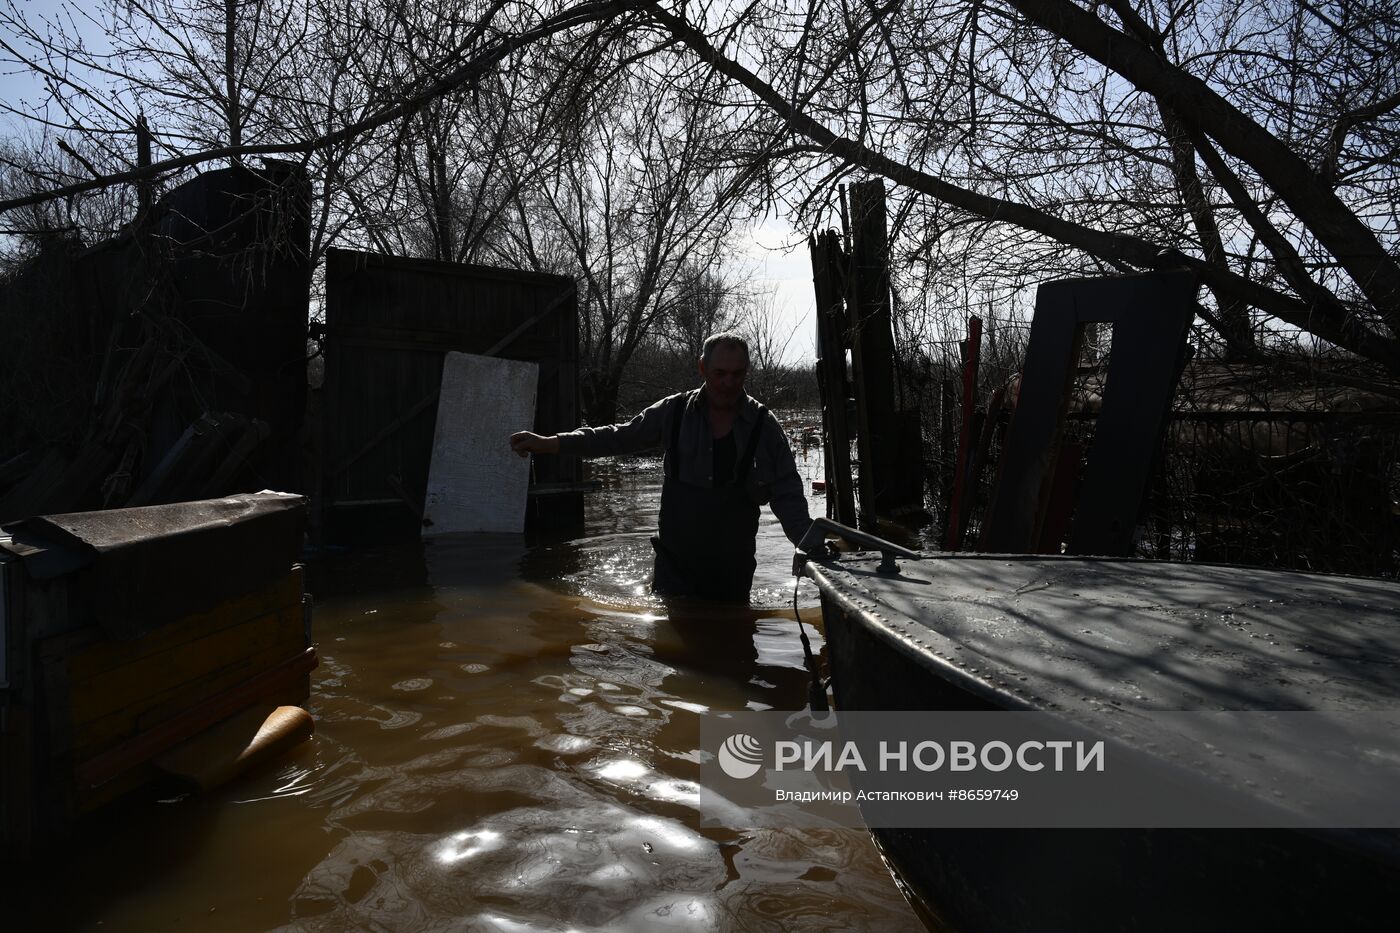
left=511, top=333, right=813, bottom=602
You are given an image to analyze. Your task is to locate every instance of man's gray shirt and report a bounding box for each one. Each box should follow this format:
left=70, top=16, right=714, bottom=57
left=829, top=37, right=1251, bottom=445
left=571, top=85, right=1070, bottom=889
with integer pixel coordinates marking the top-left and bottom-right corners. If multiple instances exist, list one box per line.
left=555, top=388, right=813, bottom=547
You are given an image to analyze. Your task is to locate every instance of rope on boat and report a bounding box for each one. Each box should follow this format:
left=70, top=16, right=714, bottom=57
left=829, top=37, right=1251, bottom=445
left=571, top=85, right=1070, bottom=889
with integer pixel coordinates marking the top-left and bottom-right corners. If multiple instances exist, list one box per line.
left=792, top=573, right=830, bottom=713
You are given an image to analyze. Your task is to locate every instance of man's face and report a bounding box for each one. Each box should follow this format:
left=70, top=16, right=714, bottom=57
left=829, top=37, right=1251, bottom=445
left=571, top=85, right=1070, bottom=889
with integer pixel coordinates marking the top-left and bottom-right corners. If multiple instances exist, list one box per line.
left=700, top=343, right=748, bottom=408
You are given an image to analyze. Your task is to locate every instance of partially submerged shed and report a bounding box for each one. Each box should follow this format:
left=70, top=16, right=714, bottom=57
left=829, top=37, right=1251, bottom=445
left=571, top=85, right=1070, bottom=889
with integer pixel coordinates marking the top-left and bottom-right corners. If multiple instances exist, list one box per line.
left=0, top=162, right=310, bottom=523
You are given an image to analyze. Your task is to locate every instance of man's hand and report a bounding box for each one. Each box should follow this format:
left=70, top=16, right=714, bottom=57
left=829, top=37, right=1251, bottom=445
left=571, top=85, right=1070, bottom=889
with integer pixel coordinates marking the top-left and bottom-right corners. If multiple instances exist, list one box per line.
left=510, top=431, right=559, bottom=458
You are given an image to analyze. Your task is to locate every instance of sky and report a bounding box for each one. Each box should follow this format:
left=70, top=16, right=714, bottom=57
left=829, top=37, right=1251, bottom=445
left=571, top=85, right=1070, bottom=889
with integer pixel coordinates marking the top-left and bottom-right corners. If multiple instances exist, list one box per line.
left=743, top=217, right=819, bottom=366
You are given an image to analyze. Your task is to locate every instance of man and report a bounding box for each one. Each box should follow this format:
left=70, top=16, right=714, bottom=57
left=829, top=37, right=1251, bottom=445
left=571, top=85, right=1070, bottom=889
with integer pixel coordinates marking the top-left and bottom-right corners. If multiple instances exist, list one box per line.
left=510, top=333, right=813, bottom=602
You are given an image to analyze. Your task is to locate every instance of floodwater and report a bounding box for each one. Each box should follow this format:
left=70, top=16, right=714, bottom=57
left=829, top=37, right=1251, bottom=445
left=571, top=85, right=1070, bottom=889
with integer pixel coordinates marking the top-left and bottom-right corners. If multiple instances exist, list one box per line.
left=13, top=438, right=928, bottom=931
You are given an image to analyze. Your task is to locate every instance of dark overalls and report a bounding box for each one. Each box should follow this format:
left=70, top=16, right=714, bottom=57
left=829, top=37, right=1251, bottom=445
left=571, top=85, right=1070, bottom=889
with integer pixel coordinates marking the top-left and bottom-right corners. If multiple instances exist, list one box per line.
left=651, top=395, right=767, bottom=602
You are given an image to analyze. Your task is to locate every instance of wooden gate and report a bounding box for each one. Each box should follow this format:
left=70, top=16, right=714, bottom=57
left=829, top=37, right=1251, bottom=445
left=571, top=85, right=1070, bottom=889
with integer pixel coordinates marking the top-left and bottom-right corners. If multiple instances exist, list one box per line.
left=319, top=248, right=581, bottom=538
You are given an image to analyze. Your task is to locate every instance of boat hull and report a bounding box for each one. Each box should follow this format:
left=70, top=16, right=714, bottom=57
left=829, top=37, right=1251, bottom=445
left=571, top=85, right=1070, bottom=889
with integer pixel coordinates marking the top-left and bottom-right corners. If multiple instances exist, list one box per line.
left=810, top=554, right=1400, bottom=932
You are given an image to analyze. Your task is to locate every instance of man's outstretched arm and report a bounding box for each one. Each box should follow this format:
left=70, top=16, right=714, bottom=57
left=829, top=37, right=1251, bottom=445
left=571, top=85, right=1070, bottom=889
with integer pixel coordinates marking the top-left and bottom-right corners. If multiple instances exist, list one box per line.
left=510, top=394, right=676, bottom=460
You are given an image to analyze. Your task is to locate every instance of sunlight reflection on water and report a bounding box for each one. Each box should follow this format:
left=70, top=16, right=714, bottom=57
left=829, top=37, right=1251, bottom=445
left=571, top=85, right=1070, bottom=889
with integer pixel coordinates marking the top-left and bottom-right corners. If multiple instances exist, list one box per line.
left=13, top=436, right=923, bottom=931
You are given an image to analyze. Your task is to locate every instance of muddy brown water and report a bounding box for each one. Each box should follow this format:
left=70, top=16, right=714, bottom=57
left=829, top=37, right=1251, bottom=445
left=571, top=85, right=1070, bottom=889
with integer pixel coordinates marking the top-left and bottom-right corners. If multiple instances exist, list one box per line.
left=13, top=443, right=928, bottom=931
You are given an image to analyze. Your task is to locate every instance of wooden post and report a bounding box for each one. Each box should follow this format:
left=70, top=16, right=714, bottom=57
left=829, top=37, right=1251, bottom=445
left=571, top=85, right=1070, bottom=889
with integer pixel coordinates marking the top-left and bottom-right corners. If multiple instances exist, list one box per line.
left=847, top=180, right=901, bottom=525
left=810, top=231, right=857, bottom=527
left=136, top=115, right=152, bottom=220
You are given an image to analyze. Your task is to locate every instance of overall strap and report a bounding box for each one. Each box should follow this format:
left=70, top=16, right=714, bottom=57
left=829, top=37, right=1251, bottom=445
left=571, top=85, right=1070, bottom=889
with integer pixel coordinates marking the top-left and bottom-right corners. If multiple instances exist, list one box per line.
left=665, top=393, right=688, bottom=480
left=734, top=404, right=767, bottom=484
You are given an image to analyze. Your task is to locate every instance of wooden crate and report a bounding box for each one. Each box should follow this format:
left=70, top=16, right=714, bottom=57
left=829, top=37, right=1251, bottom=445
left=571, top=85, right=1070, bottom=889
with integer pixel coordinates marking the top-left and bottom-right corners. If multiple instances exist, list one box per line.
left=1, top=495, right=314, bottom=858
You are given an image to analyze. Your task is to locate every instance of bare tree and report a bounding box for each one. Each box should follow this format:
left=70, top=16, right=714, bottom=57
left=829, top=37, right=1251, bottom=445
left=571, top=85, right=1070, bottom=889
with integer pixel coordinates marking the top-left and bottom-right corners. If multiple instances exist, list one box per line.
left=657, top=265, right=747, bottom=362
left=530, top=50, right=751, bottom=423
left=6, top=0, right=1395, bottom=388
left=325, top=1, right=593, bottom=265
left=739, top=287, right=801, bottom=405
left=623, top=0, right=1400, bottom=377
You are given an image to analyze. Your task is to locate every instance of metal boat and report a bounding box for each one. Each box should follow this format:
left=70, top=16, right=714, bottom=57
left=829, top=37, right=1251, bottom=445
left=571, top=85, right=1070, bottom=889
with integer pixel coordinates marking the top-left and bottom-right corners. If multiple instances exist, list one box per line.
left=798, top=531, right=1400, bottom=932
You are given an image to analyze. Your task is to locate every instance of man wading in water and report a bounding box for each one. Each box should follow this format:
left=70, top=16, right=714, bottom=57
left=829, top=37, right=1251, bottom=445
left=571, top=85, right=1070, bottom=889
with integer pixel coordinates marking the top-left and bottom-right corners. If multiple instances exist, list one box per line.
left=510, top=333, right=813, bottom=603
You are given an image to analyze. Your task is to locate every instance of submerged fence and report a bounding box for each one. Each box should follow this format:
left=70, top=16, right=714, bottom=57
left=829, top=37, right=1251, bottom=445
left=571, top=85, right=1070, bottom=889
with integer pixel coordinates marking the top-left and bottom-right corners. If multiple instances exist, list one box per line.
left=1148, top=411, right=1400, bottom=576
left=936, top=400, right=1400, bottom=578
